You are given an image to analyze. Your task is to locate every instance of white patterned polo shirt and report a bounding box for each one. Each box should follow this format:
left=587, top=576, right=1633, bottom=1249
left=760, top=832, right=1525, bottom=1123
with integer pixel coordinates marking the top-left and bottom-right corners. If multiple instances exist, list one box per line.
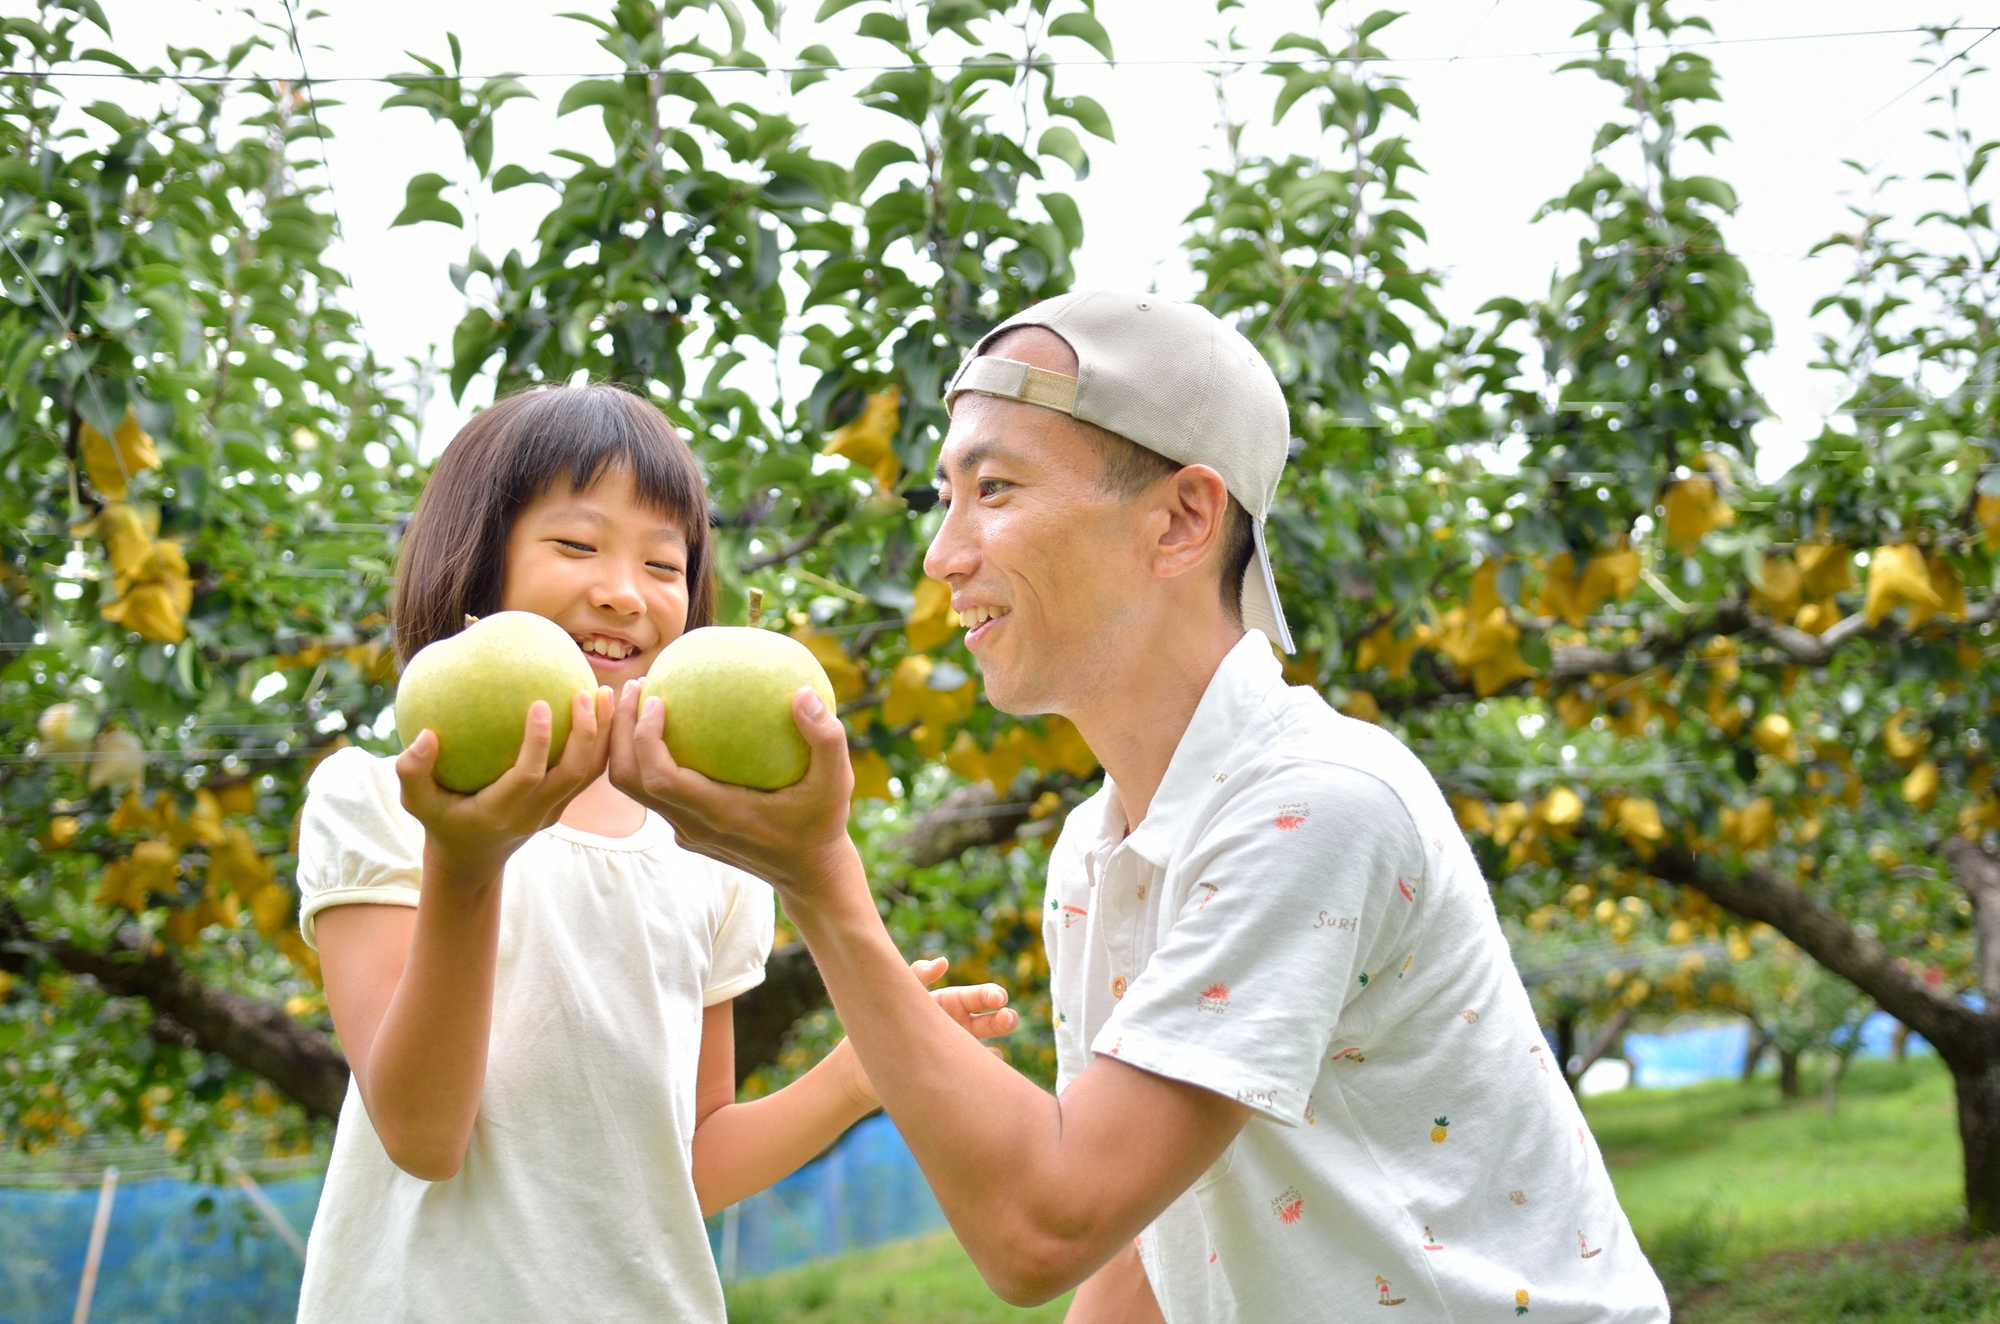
left=1043, top=630, right=1669, bottom=1323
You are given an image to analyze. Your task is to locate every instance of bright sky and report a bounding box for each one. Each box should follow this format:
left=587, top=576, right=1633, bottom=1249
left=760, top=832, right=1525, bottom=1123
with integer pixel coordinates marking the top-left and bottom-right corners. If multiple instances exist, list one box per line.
left=103, top=1, right=2000, bottom=477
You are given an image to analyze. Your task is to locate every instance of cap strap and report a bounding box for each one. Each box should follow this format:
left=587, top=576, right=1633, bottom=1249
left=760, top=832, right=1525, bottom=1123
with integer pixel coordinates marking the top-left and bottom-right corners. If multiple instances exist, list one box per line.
left=948, top=357, right=1078, bottom=415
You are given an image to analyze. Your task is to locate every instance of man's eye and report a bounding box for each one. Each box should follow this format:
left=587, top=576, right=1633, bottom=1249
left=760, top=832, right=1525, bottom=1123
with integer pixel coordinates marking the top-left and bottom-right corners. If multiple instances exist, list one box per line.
left=978, top=479, right=1008, bottom=498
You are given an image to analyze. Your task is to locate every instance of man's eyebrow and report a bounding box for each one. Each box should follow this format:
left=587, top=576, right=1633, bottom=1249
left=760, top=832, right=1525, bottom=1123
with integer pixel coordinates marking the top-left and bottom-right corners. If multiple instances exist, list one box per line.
left=935, top=437, right=1026, bottom=486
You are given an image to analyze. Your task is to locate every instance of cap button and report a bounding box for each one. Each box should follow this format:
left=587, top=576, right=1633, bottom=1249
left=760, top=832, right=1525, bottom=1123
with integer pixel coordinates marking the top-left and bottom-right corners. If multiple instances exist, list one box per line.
left=1137, top=301, right=1150, bottom=310
left=1112, top=975, right=1129, bottom=998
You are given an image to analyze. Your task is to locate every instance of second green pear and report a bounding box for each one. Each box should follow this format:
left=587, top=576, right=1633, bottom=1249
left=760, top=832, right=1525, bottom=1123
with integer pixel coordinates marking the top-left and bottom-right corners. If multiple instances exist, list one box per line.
left=640, top=627, right=836, bottom=789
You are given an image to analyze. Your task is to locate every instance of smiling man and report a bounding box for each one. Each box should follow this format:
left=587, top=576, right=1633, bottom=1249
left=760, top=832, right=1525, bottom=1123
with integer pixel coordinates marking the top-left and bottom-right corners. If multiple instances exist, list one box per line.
left=612, top=293, right=1667, bottom=1322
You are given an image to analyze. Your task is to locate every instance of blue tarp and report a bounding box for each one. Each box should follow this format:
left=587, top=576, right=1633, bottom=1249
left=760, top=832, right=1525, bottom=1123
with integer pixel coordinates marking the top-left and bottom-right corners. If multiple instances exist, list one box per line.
left=0, top=1113, right=942, bottom=1321
left=1623, top=1010, right=1930, bottom=1089
left=0, top=1173, right=321, bottom=1324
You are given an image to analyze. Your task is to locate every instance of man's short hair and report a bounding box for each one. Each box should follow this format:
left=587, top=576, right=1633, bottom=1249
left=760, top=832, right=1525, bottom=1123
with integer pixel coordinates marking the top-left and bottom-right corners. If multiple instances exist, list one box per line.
left=982, top=328, right=1255, bottom=622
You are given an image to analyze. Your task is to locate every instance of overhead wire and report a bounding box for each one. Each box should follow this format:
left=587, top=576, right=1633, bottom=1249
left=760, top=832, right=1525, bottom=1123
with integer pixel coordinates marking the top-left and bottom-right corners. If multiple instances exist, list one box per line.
left=0, top=24, right=1989, bottom=85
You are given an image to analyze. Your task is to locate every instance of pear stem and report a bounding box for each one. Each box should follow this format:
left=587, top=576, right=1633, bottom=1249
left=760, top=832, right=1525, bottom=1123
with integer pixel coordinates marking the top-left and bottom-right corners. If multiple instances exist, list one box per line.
left=747, top=587, right=764, bottom=628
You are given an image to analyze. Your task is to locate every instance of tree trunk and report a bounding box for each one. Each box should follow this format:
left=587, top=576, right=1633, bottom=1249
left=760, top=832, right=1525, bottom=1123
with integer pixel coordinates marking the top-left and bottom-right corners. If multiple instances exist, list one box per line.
left=1893, top=1021, right=1910, bottom=1064
left=1777, top=1047, right=1802, bottom=1099
left=1631, top=838, right=2000, bottom=1235
left=1567, top=1007, right=1634, bottom=1091
left=1554, top=1015, right=1577, bottom=1092
left=1740, top=1018, right=1767, bottom=1081
left=1957, top=1059, right=2000, bottom=1237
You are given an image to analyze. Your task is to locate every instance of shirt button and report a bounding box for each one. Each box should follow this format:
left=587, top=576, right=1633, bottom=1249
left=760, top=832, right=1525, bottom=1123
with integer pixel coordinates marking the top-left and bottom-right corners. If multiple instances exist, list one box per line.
left=1112, top=976, right=1128, bottom=998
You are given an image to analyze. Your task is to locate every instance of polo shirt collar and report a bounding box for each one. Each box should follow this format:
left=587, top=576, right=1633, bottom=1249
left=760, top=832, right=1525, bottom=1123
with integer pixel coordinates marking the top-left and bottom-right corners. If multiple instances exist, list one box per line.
left=1114, top=629, right=1284, bottom=867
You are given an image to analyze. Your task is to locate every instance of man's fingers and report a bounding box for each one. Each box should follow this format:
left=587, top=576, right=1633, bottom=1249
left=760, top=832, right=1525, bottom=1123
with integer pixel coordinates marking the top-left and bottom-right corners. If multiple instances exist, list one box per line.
left=791, top=686, right=855, bottom=798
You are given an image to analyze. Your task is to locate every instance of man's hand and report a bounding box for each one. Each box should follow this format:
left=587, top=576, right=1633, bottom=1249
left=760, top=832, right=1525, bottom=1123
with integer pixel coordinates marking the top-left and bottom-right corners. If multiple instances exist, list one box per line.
left=606, top=679, right=857, bottom=898
left=397, top=686, right=613, bottom=881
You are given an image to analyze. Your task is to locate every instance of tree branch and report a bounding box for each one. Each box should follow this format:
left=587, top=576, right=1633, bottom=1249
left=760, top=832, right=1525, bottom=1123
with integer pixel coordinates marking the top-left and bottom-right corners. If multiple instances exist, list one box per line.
left=1946, top=837, right=2000, bottom=1009
left=731, top=941, right=827, bottom=1088
left=1647, top=844, right=1985, bottom=1067
left=1379, top=594, right=1996, bottom=713
left=738, top=518, right=840, bottom=573
left=0, top=901, right=349, bottom=1119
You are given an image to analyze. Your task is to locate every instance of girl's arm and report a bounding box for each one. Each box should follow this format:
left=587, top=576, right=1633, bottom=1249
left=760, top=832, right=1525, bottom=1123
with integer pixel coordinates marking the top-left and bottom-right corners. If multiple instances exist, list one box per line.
left=318, top=690, right=611, bottom=1182
left=690, top=958, right=1016, bottom=1216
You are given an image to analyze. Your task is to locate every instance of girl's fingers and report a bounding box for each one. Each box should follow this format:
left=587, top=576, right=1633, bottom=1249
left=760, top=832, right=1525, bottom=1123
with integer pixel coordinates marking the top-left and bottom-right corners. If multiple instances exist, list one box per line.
left=911, top=957, right=950, bottom=988
left=512, top=699, right=554, bottom=781
left=394, top=729, right=447, bottom=811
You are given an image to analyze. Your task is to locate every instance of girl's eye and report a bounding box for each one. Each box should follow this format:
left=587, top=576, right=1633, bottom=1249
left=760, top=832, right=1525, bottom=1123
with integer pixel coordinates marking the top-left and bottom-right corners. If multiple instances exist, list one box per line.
left=556, top=539, right=594, bottom=553
left=646, top=562, right=683, bottom=576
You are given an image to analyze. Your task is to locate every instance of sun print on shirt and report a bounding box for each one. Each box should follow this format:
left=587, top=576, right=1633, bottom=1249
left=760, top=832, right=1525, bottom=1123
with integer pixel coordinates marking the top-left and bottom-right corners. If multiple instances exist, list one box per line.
left=1273, top=802, right=1308, bottom=831
left=1198, top=983, right=1230, bottom=1014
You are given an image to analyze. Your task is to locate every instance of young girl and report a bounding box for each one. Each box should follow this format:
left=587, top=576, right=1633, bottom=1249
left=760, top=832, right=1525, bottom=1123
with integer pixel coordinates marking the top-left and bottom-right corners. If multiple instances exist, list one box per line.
left=293, top=384, right=1012, bottom=1322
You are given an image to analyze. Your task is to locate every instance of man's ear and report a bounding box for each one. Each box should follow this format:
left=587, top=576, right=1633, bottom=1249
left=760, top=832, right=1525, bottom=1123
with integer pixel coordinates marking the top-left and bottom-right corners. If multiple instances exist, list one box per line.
left=1151, top=464, right=1231, bottom=582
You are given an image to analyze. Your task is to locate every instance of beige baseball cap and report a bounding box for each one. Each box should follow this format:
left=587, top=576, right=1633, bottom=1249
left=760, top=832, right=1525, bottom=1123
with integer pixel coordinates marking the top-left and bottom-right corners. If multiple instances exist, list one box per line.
left=943, top=290, right=1295, bottom=652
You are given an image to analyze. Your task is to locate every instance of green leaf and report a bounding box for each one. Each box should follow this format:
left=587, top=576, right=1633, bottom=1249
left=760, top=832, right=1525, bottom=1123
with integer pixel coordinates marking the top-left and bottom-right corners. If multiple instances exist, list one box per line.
left=1047, top=11, right=1114, bottom=62
left=1042, top=191, right=1083, bottom=249
left=492, top=164, right=553, bottom=192
left=861, top=70, right=932, bottom=124
left=1036, top=125, right=1087, bottom=176
left=556, top=79, right=628, bottom=117
left=792, top=43, right=838, bottom=94
left=852, top=139, right=918, bottom=194
left=1356, top=9, right=1405, bottom=40
left=857, top=12, right=911, bottom=45
left=1046, top=91, right=1113, bottom=142
left=391, top=173, right=463, bottom=228
left=815, top=0, right=875, bottom=18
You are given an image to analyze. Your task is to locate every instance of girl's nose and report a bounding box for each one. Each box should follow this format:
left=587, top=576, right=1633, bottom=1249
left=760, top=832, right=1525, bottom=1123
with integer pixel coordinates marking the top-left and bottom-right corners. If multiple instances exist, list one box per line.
left=592, top=567, right=646, bottom=616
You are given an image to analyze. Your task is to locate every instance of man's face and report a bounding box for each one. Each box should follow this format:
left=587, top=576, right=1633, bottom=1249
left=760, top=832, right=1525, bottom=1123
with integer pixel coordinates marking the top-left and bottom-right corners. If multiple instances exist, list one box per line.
left=924, top=345, right=1149, bottom=717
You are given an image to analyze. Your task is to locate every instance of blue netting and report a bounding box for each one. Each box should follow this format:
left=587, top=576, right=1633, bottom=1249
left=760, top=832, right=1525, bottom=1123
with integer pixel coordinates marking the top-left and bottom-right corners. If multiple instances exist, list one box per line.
left=0, top=1113, right=943, bottom=1320
left=705, top=1113, right=946, bottom=1280
left=0, top=1173, right=321, bottom=1324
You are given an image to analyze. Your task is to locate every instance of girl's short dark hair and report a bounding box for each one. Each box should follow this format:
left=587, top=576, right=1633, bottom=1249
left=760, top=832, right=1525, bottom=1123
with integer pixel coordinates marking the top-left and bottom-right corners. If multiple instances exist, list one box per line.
left=392, top=383, right=716, bottom=664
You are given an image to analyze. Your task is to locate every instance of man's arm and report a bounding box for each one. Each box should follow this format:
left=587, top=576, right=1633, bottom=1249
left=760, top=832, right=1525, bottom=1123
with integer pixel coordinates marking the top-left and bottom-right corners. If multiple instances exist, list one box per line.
left=608, top=683, right=1249, bottom=1305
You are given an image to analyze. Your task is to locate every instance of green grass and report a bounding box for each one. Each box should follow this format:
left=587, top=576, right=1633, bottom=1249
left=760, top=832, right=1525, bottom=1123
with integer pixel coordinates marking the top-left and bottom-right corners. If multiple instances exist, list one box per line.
left=727, top=1054, right=1981, bottom=1322
left=725, top=1230, right=1070, bottom=1323
left=1586, top=1053, right=1963, bottom=1261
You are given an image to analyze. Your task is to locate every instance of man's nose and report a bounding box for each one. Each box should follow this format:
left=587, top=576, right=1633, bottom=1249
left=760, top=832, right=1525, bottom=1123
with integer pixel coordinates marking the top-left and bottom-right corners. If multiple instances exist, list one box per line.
left=923, top=500, right=977, bottom=583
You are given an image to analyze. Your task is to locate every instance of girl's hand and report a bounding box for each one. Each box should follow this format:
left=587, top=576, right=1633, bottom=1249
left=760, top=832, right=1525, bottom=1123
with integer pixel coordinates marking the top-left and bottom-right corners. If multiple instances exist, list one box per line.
left=835, top=958, right=1019, bottom=1110
left=397, top=685, right=615, bottom=880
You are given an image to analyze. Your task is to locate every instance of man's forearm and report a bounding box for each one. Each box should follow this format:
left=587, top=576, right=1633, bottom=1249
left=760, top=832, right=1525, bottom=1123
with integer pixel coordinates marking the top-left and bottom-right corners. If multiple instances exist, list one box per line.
left=785, top=849, right=1126, bottom=1303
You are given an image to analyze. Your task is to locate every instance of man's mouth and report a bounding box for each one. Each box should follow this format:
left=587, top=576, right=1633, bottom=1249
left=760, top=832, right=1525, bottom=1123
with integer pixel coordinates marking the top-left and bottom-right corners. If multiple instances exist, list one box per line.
left=573, top=633, right=641, bottom=662
left=959, top=604, right=1010, bottom=644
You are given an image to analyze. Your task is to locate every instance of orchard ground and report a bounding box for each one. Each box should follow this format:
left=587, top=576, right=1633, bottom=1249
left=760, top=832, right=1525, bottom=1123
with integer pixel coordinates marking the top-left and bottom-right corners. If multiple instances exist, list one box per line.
left=724, top=1054, right=1977, bottom=1323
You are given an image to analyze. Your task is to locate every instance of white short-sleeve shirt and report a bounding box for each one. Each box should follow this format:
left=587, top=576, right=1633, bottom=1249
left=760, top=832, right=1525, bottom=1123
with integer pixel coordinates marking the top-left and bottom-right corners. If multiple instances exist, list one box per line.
left=1044, top=632, right=1668, bottom=1323
left=292, top=747, right=774, bottom=1324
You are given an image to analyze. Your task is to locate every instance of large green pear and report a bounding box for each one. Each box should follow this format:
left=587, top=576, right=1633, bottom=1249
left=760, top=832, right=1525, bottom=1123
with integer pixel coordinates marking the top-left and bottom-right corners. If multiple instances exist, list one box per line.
left=640, top=627, right=836, bottom=789
left=395, top=612, right=597, bottom=793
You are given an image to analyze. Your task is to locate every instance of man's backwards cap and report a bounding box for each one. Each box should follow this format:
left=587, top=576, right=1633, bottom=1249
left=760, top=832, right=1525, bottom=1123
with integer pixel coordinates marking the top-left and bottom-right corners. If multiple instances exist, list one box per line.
left=944, top=290, right=1295, bottom=652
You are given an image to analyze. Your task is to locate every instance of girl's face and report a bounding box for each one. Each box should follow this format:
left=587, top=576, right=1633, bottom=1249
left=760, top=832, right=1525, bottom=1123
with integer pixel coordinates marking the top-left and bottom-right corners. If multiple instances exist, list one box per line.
left=499, top=465, right=691, bottom=689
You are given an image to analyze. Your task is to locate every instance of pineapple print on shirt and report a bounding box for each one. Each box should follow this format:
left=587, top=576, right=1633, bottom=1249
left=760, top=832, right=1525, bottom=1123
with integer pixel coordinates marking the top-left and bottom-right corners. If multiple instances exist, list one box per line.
left=1430, top=1116, right=1450, bottom=1143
